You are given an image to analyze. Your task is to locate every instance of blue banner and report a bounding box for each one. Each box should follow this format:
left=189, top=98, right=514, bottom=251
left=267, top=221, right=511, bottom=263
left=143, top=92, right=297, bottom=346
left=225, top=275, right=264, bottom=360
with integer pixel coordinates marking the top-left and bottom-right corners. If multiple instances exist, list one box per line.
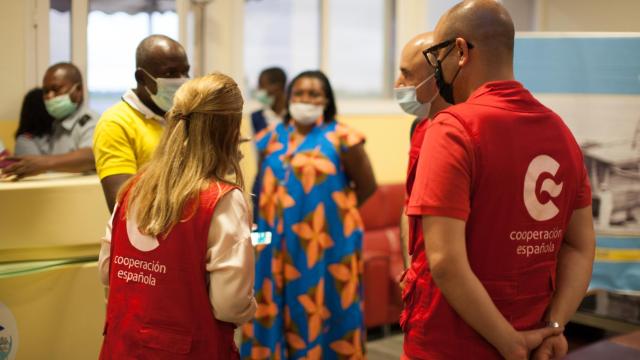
left=515, top=37, right=640, bottom=94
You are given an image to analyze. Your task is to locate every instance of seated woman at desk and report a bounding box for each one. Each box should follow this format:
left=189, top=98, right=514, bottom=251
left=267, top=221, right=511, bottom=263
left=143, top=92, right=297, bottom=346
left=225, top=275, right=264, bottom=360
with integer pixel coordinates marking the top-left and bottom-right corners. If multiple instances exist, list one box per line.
left=14, top=88, right=55, bottom=156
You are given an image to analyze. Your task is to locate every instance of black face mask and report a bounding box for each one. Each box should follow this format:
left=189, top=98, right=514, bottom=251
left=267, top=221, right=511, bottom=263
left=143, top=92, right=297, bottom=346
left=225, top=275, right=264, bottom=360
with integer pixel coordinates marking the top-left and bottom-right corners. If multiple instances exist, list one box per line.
left=434, top=60, right=462, bottom=105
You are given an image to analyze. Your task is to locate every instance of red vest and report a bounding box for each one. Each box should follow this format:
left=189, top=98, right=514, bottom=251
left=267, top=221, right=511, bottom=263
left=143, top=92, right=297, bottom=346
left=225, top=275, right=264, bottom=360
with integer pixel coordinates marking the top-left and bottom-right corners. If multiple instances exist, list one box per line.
left=406, top=118, right=430, bottom=250
left=402, top=82, right=589, bottom=359
left=402, top=118, right=430, bottom=313
left=100, top=181, right=239, bottom=360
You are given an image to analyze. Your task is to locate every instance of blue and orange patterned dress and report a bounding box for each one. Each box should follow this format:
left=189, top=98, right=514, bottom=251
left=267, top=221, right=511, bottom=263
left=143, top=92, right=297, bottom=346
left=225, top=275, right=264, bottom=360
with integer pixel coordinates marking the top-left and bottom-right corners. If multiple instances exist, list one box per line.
left=240, top=120, right=366, bottom=359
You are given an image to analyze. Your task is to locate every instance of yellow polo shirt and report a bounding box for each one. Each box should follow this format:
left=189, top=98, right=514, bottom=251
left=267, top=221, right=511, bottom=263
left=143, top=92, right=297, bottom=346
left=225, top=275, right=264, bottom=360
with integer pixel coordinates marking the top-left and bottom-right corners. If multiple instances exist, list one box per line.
left=93, top=91, right=164, bottom=180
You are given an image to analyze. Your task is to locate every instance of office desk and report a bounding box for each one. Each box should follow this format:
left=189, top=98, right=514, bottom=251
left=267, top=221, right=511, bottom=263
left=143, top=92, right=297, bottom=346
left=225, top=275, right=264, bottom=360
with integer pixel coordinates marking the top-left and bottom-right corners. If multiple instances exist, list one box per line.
left=0, top=173, right=109, bottom=263
left=0, top=173, right=109, bottom=359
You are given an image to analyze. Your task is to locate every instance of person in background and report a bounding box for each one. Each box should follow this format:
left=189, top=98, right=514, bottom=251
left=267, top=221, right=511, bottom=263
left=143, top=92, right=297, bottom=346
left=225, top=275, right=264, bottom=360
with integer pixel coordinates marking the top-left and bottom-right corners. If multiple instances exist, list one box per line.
left=93, top=34, right=190, bottom=213
left=241, top=70, right=377, bottom=359
left=402, top=1, right=595, bottom=359
left=0, top=139, right=12, bottom=169
left=250, top=67, right=288, bottom=222
left=14, top=88, right=55, bottom=155
left=394, top=31, right=450, bottom=270
left=98, top=73, right=256, bottom=359
left=1, top=63, right=97, bottom=179
left=251, top=67, right=287, bottom=134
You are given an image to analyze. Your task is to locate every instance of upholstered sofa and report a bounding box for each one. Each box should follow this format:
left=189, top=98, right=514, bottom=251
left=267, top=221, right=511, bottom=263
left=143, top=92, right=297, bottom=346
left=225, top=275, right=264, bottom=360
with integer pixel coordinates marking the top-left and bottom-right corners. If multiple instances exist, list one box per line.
left=359, top=183, right=406, bottom=329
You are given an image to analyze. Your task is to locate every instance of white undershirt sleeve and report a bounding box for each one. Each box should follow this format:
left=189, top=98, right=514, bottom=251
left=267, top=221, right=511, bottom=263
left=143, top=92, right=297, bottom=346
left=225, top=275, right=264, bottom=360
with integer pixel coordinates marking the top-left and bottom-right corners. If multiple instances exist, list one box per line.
left=206, top=189, right=257, bottom=326
left=98, top=203, right=117, bottom=286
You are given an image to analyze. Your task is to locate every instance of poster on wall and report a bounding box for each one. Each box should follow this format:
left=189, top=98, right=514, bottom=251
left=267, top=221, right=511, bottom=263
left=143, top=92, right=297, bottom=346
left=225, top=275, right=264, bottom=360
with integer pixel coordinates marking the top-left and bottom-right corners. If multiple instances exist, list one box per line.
left=515, top=34, right=640, bottom=294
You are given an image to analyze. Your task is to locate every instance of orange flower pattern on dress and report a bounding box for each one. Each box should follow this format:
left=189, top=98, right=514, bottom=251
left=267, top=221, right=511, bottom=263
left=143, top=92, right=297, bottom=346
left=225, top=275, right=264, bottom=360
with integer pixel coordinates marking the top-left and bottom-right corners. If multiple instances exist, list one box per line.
left=329, top=329, right=365, bottom=360
left=291, top=203, right=335, bottom=268
left=297, top=279, right=331, bottom=343
left=254, top=278, right=278, bottom=328
left=242, top=122, right=366, bottom=358
left=332, top=189, right=364, bottom=237
left=259, top=167, right=295, bottom=227
left=241, top=321, right=271, bottom=360
left=326, top=123, right=365, bottom=151
left=290, top=148, right=337, bottom=193
left=283, top=306, right=306, bottom=353
left=328, top=254, right=360, bottom=310
left=272, top=250, right=301, bottom=292
left=259, top=129, right=284, bottom=157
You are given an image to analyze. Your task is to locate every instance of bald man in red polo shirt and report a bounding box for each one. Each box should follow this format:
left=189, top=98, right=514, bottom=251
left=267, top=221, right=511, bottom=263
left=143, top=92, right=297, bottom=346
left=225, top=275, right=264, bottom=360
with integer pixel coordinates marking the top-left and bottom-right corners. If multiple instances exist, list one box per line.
left=394, top=31, right=450, bottom=270
left=401, top=1, right=596, bottom=359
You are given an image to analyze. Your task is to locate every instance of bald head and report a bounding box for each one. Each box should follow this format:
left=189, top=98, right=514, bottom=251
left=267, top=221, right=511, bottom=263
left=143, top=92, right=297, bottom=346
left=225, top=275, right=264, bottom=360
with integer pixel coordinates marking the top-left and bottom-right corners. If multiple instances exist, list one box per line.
left=437, top=0, right=514, bottom=57
left=402, top=32, right=435, bottom=70
left=136, top=35, right=188, bottom=71
left=44, top=63, right=83, bottom=85
left=42, top=62, right=84, bottom=104
left=428, top=0, right=515, bottom=104
left=133, top=35, right=190, bottom=115
left=397, top=32, right=434, bottom=88
left=396, top=32, right=449, bottom=118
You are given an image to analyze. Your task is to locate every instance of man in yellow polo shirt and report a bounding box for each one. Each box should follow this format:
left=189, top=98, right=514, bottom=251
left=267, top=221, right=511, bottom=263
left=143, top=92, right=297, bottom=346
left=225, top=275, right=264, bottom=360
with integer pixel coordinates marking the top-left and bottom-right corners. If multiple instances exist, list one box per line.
left=93, top=34, right=190, bottom=212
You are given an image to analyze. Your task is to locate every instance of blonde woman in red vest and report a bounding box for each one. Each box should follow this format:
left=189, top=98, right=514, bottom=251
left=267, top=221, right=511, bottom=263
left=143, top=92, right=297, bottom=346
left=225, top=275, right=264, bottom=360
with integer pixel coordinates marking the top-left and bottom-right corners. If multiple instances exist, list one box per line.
left=97, top=73, right=257, bottom=359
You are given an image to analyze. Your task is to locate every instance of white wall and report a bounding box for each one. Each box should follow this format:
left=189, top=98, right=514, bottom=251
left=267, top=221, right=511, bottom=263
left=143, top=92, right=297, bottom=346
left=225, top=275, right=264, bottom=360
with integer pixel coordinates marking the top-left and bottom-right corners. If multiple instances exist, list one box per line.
left=537, top=0, right=640, bottom=32
left=425, top=0, right=536, bottom=32
left=0, top=1, right=27, bottom=121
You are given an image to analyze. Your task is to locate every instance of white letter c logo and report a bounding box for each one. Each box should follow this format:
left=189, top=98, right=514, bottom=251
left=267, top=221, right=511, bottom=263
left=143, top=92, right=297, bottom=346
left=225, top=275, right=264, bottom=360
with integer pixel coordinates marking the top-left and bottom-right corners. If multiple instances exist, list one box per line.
left=524, top=155, right=563, bottom=221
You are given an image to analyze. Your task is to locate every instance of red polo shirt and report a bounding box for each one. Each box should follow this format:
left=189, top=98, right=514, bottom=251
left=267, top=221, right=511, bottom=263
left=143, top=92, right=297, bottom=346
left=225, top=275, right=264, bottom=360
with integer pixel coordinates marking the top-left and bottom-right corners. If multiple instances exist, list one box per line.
left=402, top=81, right=591, bottom=359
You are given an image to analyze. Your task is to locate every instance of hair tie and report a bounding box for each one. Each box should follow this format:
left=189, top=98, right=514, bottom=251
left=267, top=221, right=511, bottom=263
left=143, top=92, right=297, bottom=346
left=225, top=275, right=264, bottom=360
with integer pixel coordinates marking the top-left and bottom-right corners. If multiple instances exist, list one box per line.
left=176, top=114, right=191, bottom=121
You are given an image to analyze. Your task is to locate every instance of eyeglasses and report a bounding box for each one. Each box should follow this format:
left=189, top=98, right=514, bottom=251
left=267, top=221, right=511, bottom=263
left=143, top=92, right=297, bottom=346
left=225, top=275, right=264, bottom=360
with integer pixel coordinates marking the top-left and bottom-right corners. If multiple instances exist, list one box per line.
left=422, top=38, right=474, bottom=68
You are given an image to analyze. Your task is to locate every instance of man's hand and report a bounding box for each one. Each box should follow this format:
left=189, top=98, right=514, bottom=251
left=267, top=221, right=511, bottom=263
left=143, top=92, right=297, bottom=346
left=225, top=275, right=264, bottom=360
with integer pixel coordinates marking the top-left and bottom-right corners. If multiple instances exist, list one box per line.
left=0, top=155, right=50, bottom=179
left=531, top=333, right=568, bottom=360
left=499, top=327, right=564, bottom=360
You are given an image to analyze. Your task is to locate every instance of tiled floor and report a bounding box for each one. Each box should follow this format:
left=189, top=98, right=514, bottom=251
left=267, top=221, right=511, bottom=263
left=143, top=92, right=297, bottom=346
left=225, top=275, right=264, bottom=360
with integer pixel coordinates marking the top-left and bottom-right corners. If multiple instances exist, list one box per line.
left=363, top=322, right=614, bottom=359
left=367, top=333, right=404, bottom=360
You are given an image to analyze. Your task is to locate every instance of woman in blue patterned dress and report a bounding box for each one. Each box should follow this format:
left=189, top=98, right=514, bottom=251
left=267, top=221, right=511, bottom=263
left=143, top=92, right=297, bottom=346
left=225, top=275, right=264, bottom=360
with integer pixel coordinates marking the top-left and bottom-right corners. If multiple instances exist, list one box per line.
left=241, top=71, right=377, bottom=359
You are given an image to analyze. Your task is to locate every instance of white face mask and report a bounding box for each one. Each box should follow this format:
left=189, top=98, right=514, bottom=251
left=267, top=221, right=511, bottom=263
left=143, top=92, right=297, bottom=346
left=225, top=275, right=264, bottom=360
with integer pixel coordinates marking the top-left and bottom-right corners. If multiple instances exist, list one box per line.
left=394, top=73, right=438, bottom=119
left=289, top=102, right=324, bottom=126
left=140, top=68, right=188, bottom=112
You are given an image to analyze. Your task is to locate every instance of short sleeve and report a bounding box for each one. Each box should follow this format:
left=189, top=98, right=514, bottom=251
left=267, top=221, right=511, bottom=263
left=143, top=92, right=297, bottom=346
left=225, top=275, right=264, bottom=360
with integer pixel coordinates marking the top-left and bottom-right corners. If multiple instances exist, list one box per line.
left=93, top=115, right=137, bottom=179
left=335, top=123, right=365, bottom=153
left=76, top=114, right=98, bottom=149
left=574, top=163, right=592, bottom=209
left=407, top=114, right=474, bottom=221
left=255, top=125, right=275, bottom=153
left=14, top=135, right=45, bottom=155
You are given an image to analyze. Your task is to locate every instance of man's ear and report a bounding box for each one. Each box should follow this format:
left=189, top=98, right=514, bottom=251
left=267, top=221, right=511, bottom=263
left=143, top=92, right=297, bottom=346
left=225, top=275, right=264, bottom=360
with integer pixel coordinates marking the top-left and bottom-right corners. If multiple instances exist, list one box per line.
left=134, top=69, right=144, bottom=83
left=135, top=69, right=156, bottom=93
left=69, top=83, right=83, bottom=104
left=456, top=38, right=471, bottom=67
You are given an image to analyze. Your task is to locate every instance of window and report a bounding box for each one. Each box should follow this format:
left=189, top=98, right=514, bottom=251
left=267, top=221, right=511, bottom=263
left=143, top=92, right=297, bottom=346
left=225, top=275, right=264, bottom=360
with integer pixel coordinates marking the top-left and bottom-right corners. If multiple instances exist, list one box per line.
left=425, top=0, right=456, bottom=31
left=327, top=0, right=386, bottom=97
left=87, top=0, right=178, bottom=113
left=244, top=0, right=320, bottom=95
left=244, top=0, right=393, bottom=99
left=50, top=0, right=72, bottom=65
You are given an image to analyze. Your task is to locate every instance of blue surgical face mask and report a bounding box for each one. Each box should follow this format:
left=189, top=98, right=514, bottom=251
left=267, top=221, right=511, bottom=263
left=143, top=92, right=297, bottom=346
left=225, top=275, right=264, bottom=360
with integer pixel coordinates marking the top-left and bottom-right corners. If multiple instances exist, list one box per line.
left=394, top=73, right=438, bottom=119
left=44, top=83, right=79, bottom=120
left=140, top=68, right=188, bottom=112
